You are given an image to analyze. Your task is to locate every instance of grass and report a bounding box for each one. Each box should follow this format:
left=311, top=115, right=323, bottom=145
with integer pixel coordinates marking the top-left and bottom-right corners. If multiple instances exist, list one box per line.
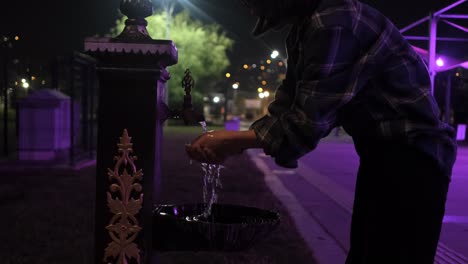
left=0, top=125, right=317, bottom=264
left=163, top=124, right=224, bottom=135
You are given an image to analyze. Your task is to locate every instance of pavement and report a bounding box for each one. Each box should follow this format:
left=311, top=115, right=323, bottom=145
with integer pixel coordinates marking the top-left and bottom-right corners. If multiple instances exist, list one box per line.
left=247, top=136, right=468, bottom=264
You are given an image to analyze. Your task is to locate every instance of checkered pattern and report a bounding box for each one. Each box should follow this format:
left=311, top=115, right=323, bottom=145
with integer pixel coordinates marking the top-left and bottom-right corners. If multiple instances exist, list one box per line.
left=250, top=0, right=457, bottom=176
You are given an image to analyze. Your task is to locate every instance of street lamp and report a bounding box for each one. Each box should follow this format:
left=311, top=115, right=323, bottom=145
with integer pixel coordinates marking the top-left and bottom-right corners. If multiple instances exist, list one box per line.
left=436, top=58, right=445, bottom=67
left=271, top=50, right=279, bottom=59
left=2, top=35, right=16, bottom=156
left=161, top=0, right=176, bottom=39
left=160, top=0, right=177, bottom=106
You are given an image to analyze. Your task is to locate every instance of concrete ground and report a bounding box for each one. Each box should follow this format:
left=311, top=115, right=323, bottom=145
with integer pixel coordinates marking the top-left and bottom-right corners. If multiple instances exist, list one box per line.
left=247, top=136, right=468, bottom=264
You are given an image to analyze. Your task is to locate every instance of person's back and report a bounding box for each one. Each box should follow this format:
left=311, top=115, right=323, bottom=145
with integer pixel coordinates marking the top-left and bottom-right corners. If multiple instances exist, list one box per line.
left=345, top=0, right=456, bottom=174
left=283, top=0, right=456, bottom=176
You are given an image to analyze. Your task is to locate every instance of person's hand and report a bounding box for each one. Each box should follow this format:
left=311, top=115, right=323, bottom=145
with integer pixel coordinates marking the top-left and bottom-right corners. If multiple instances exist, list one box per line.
left=186, top=130, right=259, bottom=164
left=185, top=130, right=244, bottom=164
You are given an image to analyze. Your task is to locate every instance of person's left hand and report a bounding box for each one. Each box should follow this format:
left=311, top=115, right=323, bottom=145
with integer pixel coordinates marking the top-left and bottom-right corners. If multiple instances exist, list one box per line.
left=185, top=130, right=244, bottom=164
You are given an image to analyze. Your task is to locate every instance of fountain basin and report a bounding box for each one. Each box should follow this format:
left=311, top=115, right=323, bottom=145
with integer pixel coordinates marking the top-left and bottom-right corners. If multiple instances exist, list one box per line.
left=153, top=203, right=280, bottom=251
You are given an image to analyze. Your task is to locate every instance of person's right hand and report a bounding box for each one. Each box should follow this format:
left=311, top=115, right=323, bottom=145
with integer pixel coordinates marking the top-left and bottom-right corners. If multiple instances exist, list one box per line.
left=185, top=130, right=243, bottom=164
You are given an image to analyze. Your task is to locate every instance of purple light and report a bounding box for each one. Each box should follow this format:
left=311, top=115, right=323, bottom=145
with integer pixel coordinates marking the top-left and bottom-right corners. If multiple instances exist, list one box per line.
left=436, top=58, right=445, bottom=67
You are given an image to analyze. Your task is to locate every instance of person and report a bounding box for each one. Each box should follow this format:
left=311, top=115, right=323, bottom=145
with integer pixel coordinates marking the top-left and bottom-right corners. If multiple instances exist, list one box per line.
left=185, top=0, right=457, bottom=263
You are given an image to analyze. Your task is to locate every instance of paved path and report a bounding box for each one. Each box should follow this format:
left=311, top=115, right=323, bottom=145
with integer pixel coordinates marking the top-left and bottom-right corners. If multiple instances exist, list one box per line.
left=248, top=139, right=468, bottom=264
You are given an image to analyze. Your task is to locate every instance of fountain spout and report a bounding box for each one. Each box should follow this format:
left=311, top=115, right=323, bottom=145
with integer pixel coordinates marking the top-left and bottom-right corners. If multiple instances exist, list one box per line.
left=174, top=69, right=205, bottom=125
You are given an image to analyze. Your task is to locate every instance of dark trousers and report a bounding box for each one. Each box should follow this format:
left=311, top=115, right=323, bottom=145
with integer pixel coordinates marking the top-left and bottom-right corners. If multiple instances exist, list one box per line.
left=346, top=138, right=450, bottom=264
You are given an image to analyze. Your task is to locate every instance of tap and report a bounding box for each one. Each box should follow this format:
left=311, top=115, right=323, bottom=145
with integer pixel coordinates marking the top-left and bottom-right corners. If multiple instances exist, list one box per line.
left=174, top=69, right=205, bottom=125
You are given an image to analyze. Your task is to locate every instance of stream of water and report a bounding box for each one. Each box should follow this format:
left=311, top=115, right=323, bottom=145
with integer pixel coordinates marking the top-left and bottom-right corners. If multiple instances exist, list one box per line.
left=199, top=121, right=224, bottom=219
left=186, top=122, right=224, bottom=222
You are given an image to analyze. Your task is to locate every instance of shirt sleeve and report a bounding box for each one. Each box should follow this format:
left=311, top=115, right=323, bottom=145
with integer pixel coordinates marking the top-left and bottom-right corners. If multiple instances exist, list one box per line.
left=250, top=26, right=363, bottom=167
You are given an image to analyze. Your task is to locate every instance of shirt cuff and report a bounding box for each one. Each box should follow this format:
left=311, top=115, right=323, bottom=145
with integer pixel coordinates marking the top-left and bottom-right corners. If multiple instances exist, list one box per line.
left=250, top=114, right=299, bottom=169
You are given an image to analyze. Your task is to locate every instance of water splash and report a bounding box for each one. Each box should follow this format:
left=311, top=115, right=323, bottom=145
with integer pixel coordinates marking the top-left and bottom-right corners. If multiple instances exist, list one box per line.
left=199, top=121, right=224, bottom=219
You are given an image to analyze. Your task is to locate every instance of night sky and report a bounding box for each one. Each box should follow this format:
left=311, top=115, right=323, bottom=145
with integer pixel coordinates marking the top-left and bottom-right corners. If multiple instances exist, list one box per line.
left=1, top=0, right=467, bottom=67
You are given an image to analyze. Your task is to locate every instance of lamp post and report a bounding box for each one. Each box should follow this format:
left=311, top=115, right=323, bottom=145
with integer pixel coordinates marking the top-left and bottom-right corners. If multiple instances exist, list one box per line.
left=223, top=82, right=239, bottom=123
left=1, top=36, right=14, bottom=157
left=2, top=50, right=8, bottom=157
left=223, top=73, right=230, bottom=123
left=161, top=0, right=176, bottom=39
left=271, top=50, right=279, bottom=59
left=161, top=0, right=176, bottom=107
left=232, top=82, right=239, bottom=115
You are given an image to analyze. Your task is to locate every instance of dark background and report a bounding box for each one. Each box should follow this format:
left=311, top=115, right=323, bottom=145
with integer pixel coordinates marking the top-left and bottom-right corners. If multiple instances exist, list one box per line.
left=1, top=0, right=467, bottom=67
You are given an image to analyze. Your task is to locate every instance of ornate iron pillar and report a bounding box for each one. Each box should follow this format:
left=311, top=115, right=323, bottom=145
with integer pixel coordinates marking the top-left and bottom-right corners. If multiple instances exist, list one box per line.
left=84, top=0, right=178, bottom=263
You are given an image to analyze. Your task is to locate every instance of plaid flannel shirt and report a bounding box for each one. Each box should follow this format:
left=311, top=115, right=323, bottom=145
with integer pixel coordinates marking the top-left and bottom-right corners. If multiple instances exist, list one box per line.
left=250, top=0, right=457, bottom=177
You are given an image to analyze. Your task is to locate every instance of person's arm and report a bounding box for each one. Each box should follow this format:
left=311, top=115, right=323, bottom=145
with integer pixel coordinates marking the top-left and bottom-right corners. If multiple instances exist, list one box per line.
left=250, top=26, right=365, bottom=167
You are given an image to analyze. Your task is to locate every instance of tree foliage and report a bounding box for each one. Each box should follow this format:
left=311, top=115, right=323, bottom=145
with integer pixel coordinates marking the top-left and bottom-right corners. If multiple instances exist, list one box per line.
left=110, top=10, right=234, bottom=108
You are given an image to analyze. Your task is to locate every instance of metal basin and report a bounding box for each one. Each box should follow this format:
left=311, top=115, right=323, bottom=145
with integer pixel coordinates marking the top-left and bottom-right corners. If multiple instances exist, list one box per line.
left=153, top=203, right=280, bottom=251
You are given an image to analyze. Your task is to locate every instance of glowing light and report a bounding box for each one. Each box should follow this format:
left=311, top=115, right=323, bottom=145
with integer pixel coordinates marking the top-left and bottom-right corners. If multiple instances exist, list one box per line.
left=266, top=59, right=272, bottom=64
left=15, top=81, right=18, bottom=86
left=278, top=61, right=284, bottom=67
left=260, top=65, right=265, bottom=71
left=261, top=80, right=267, bottom=86
left=14, top=36, right=19, bottom=41
left=252, top=64, right=257, bottom=69
left=232, top=83, right=239, bottom=89
left=225, top=73, right=231, bottom=78
left=456, top=72, right=460, bottom=77
left=271, top=50, right=279, bottom=59
left=259, top=93, right=265, bottom=99
left=257, top=87, right=263, bottom=93
left=243, top=64, right=249, bottom=69
left=213, top=96, right=220, bottom=103
left=264, top=91, right=270, bottom=97
left=436, top=58, right=444, bottom=67
left=22, top=82, right=30, bottom=89
left=41, top=80, right=46, bottom=85
left=21, top=78, right=26, bottom=83
left=31, top=76, right=36, bottom=81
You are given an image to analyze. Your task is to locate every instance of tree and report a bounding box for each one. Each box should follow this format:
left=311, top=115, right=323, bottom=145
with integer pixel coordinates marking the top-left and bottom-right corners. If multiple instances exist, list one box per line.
left=110, top=10, right=234, bottom=109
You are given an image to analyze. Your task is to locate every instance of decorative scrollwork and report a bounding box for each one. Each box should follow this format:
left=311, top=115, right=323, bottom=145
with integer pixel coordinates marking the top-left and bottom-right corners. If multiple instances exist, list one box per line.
left=182, top=69, right=195, bottom=95
left=103, top=129, right=144, bottom=264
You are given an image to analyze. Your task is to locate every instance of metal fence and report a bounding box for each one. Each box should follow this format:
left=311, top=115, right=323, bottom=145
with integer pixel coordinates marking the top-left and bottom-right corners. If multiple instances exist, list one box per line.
left=0, top=51, right=98, bottom=165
